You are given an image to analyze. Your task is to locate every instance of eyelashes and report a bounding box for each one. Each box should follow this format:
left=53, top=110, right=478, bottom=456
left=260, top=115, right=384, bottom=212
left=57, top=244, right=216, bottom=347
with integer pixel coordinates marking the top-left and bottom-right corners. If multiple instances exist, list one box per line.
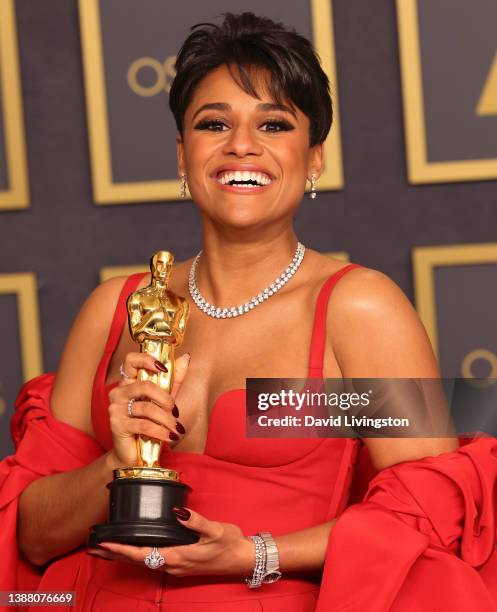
left=193, top=118, right=295, bottom=133
left=261, top=120, right=295, bottom=133
left=194, top=119, right=226, bottom=131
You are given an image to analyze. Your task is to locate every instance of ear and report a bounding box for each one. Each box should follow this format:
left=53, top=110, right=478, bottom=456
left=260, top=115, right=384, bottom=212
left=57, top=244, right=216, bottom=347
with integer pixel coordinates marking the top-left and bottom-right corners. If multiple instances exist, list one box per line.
left=307, top=143, right=324, bottom=180
left=176, top=133, right=185, bottom=177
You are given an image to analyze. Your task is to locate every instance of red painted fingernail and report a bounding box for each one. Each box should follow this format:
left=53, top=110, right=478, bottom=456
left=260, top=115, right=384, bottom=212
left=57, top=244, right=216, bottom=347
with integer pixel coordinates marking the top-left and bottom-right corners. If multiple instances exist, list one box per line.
left=155, top=360, right=168, bottom=373
left=175, top=421, right=186, bottom=434
left=169, top=431, right=179, bottom=441
left=172, top=404, right=179, bottom=418
left=173, top=506, right=191, bottom=520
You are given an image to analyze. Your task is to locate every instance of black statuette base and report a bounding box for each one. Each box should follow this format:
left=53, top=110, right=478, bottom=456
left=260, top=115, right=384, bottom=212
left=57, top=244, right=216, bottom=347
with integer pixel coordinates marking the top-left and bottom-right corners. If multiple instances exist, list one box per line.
left=88, top=476, right=199, bottom=548
left=89, top=520, right=199, bottom=547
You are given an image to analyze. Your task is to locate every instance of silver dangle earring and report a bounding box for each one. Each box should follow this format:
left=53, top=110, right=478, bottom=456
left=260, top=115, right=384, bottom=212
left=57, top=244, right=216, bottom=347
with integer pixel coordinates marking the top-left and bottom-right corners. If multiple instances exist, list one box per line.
left=309, top=174, right=317, bottom=199
left=180, top=174, right=187, bottom=199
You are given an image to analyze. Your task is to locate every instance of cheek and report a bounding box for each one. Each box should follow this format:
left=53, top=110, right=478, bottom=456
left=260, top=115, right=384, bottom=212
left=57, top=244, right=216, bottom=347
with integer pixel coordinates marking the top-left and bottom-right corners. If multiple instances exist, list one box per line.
left=183, top=138, right=216, bottom=183
left=272, top=130, right=309, bottom=164
left=181, top=140, right=218, bottom=208
left=183, top=141, right=203, bottom=175
left=275, top=141, right=310, bottom=183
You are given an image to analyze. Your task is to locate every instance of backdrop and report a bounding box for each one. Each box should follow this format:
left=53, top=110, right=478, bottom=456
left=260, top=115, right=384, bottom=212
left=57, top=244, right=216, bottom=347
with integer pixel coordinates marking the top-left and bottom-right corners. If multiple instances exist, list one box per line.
left=0, top=0, right=496, bottom=457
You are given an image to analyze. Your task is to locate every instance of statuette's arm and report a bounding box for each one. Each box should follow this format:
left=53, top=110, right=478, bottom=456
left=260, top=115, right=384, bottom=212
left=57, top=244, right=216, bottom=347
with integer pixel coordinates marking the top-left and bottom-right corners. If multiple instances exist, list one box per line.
left=131, top=310, right=167, bottom=338
left=178, top=300, right=189, bottom=335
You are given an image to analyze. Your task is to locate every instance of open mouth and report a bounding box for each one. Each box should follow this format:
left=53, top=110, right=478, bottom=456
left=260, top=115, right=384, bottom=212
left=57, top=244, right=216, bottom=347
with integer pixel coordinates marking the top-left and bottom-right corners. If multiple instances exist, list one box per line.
left=216, top=170, right=273, bottom=188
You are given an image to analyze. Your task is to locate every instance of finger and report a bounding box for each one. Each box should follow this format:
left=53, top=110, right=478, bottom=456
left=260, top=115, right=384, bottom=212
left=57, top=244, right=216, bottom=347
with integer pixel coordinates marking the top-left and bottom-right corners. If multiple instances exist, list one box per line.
left=115, top=380, right=175, bottom=412
left=170, top=353, right=191, bottom=399
left=86, top=548, right=116, bottom=561
left=98, top=542, right=167, bottom=568
left=87, top=547, right=144, bottom=566
left=121, top=353, right=167, bottom=383
left=128, top=401, right=184, bottom=436
left=172, top=507, right=219, bottom=539
left=125, top=416, right=177, bottom=443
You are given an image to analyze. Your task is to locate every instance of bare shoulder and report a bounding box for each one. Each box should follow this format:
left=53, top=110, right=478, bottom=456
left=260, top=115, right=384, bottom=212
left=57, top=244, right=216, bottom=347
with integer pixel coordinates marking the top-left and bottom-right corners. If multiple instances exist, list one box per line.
left=78, top=275, right=130, bottom=321
left=329, top=266, right=413, bottom=319
left=50, top=276, right=130, bottom=436
left=58, top=275, right=129, bottom=353
left=327, top=265, right=441, bottom=378
left=301, top=250, right=354, bottom=284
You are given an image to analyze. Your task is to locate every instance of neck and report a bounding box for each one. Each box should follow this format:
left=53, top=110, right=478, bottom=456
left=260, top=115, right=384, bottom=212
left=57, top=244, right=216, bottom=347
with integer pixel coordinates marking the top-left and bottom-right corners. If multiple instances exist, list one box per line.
left=193, top=227, right=302, bottom=307
left=152, top=277, right=168, bottom=289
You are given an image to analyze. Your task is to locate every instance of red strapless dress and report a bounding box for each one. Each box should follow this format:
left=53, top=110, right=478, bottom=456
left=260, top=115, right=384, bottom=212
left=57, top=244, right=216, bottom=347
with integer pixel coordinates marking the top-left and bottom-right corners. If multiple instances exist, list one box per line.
left=86, top=264, right=362, bottom=610
left=2, top=263, right=497, bottom=611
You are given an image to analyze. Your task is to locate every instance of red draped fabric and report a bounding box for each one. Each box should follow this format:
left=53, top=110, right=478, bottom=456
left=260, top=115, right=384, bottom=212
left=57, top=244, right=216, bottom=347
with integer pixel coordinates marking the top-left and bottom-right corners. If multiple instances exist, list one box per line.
left=0, top=374, right=105, bottom=609
left=316, top=434, right=497, bottom=611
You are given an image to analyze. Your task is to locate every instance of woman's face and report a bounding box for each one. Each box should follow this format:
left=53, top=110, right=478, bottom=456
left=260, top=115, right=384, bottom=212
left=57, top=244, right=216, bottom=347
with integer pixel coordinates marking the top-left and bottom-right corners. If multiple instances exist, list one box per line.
left=176, top=64, right=322, bottom=230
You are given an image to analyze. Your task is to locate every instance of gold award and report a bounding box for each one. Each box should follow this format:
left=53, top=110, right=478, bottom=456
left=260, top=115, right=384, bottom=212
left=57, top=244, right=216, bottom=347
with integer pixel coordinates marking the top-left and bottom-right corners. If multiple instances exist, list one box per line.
left=89, top=251, right=198, bottom=547
left=123, top=250, right=188, bottom=473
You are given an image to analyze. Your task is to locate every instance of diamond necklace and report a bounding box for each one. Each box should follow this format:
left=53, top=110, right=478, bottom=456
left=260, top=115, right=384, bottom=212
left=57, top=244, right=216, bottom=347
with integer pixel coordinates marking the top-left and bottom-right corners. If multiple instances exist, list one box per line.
left=188, top=242, right=305, bottom=318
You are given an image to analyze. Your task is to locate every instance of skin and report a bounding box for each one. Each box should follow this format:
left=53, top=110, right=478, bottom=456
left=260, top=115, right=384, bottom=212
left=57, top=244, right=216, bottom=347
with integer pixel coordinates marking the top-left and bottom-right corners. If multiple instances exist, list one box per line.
left=19, top=64, right=458, bottom=575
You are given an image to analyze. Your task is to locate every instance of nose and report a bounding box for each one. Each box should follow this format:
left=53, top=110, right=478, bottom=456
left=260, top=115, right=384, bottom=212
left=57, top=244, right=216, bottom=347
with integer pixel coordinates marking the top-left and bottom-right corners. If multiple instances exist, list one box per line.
left=222, top=123, right=263, bottom=157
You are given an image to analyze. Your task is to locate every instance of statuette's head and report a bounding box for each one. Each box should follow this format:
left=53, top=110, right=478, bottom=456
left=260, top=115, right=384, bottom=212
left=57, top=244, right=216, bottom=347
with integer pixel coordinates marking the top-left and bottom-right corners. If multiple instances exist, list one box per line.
left=151, top=251, right=174, bottom=280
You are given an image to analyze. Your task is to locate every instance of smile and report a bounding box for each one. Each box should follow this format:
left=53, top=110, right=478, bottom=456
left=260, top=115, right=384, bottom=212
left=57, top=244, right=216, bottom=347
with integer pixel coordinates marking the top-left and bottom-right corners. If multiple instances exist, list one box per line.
left=216, top=170, right=273, bottom=188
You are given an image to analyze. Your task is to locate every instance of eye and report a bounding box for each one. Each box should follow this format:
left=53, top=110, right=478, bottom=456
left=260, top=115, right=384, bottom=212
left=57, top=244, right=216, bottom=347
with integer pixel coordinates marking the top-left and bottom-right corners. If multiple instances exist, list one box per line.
left=194, top=119, right=229, bottom=132
left=260, top=119, right=294, bottom=132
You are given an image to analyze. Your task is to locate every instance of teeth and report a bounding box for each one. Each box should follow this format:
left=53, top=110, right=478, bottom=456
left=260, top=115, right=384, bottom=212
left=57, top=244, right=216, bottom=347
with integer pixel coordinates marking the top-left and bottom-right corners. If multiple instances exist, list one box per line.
left=217, top=170, right=272, bottom=187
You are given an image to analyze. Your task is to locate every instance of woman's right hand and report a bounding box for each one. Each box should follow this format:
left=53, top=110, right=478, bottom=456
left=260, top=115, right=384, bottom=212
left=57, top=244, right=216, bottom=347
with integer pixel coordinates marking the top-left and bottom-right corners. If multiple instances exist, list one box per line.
left=107, top=352, right=190, bottom=467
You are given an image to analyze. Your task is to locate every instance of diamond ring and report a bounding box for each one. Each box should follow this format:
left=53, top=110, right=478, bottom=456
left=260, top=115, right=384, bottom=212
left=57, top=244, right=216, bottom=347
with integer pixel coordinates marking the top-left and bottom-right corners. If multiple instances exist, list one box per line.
left=144, top=547, right=165, bottom=569
left=127, top=398, right=136, bottom=417
left=119, top=362, right=134, bottom=380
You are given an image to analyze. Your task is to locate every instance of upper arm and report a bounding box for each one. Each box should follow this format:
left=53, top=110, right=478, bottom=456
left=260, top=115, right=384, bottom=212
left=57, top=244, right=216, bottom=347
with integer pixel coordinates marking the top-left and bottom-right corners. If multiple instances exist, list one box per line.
left=329, top=267, right=458, bottom=470
left=50, top=277, right=127, bottom=437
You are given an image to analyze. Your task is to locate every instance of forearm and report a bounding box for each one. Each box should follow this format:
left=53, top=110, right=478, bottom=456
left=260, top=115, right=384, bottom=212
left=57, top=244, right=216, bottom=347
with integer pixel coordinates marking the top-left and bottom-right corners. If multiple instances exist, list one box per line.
left=17, top=449, right=120, bottom=566
left=238, top=520, right=336, bottom=579
left=274, top=519, right=336, bottom=573
left=238, top=520, right=337, bottom=575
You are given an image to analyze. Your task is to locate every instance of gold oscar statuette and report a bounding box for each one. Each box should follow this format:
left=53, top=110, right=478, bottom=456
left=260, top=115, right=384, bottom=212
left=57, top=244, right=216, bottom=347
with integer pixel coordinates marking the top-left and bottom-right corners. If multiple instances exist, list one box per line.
left=89, top=251, right=199, bottom=547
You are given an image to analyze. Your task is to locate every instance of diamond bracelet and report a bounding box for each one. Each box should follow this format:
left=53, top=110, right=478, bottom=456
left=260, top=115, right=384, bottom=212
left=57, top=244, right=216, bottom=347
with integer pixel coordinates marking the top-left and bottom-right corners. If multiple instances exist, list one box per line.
left=245, top=535, right=267, bottom=588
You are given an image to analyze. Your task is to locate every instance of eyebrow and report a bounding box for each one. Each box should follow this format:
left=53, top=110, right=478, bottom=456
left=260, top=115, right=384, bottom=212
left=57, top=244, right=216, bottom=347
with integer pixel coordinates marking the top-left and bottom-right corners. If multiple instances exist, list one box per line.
left=192, top=102, right=297, bottom=120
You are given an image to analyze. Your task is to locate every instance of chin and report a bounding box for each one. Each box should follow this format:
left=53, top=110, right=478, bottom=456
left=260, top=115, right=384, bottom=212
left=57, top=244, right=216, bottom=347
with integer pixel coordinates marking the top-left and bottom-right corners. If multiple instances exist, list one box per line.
left=217, top=213, right=269, bottom=230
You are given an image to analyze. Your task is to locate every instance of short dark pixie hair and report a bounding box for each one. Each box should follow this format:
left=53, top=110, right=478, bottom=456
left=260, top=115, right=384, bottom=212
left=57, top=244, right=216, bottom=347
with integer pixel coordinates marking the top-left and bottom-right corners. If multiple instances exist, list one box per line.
left=169, top=12, right=332, bottom=147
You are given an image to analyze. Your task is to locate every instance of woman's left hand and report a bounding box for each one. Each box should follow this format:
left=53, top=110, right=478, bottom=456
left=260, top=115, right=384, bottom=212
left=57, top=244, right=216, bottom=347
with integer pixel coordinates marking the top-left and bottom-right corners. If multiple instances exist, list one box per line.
left=87, top=507, right=255, bottom=576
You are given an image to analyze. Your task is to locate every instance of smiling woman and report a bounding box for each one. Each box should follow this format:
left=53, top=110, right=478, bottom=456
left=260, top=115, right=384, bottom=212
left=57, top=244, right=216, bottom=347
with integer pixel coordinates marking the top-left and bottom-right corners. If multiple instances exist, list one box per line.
left=3, top=10, right=497, bottom=612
